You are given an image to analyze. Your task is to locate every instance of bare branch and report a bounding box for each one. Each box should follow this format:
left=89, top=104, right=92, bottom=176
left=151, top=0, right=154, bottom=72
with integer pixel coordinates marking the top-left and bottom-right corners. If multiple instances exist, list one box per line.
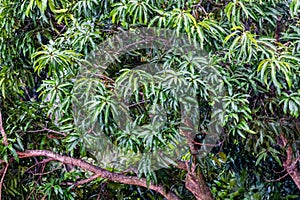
left=26, top=127, right=66, bottom=137
left=0, top=163, right=9, bottom=200
left=25, top=158, right=55, bottom=174
left=265, top=173, right=289, bottom=182
left=174, top=160, right=188, bottom=171
left=17, top=150, right=180, bottom=200
left=33, top=167, right=60, bottom=176
left=0, top=111, right=8, bottom=146
left=278, top=134, right=300, bottom=190
left=0, top=111, right=9, bottom=199
left=62, top=174, right=102, bottom=186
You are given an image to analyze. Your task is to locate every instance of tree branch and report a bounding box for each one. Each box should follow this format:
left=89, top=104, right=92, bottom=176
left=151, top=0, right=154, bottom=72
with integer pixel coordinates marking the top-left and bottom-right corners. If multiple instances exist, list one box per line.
left=25, top=158, right=55, bottom=174
left=0, top=111, right=9, bottom=199
left=180, top=119, right=214, bottom=200
left=185, top=163, right=214, bottom=200
left=0, top=112, right=180, bottom=199
left=26, top=127, right=66, bottom=137
left=0, top=163, right=9, bottom=200
left=175, top=160, right=188, bottom=171
left=278, top=134, right=300, bottom=190
left=0, top=111, right=8, bottom=146
left=62, top=174, right=102, bottom=186
left=62, top=160, right=186, bottom=188
left=265, top=172, right=289, bottom=182
left=17, top=150, right=180, bottom=200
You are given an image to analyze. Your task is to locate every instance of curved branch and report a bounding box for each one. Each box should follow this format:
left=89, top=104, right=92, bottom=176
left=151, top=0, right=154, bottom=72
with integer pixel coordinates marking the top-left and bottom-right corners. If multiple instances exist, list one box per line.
left=17, top=150, right=180, bottom=200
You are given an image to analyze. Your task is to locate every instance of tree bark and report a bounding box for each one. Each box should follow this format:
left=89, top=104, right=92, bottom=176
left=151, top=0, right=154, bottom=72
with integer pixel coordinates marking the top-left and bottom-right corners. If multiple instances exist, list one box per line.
left=286, top=163, right=300, bottom=190
left=185, top=163, right=214, bottom=200
left=283, top=143, right=300, bottom=189
left=278, top=134, right=300, bottom=190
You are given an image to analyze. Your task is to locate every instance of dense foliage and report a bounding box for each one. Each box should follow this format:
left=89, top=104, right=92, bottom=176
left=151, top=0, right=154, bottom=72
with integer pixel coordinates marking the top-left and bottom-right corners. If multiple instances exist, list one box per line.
left=0, top=0, right=300, bottom=199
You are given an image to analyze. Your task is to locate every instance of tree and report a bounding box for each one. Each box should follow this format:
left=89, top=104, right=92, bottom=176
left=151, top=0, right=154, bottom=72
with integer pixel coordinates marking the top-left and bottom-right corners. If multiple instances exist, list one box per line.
left=0, top=0, right=300, bottom=199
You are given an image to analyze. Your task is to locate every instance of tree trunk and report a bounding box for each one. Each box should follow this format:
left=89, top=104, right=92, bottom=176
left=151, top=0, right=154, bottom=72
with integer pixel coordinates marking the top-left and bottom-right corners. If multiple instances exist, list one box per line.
left=185, top=171, right=214, bottom=200
left=279, top=134, right=300, bottom=190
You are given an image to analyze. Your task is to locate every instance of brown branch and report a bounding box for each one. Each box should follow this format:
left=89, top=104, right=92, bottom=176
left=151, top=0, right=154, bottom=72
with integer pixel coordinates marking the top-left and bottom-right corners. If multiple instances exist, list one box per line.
left=62, top=174, right=102, bottom=186
left=192, top=141, right=220, bottom=147
left=175, top=160, right=188, bottom=171
left=26, top=128, right=66, bottom=137
left=17, top=150, right=180, bottom=200
left=278, top=134, right=300, bottom=190
left=25, top=158, right=55, bottom=174
left=180, top=119, right=198, bottom=155
left=0, top=111, right=8, bottom=146
left=0, top=163, right=9, bottom=200
left=26, top=182, right=37, bottom=200
left=33, top=167, right=60, bottom=176
left=185, top=163, right=213, bottom=200
left=0, top=111, right=9, bottom=200
left=272, top=168, right=286, bottom=174
left=265, top=173, right=289, bottom=182
left=120, top=167, right=138, bottom=175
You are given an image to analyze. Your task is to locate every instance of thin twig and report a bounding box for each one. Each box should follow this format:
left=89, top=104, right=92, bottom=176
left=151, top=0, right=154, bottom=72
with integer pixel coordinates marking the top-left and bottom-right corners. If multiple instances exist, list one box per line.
left=192, top=141, right=221, bottom=147
left=265, top=173, right=289, bottom=182
left=25, top=158, right=55, bottom=174
left=26, top=182, right=37, bottom=200
left=128, top=100, right=151, bottom=108
left=0, top=163, right=9, bottom=200
left=26, top=127, right=66, bottom=136
left=272, top=168, right=286, bottom=174
left=0, top=111, right=8, bottom=146
left=33, top=167, right=60, bottom=176
left=62, top=174, right=102, bottom=187
left=0, top=111, right=9, bottom=199
left=37, top=159, right=47, bottom=182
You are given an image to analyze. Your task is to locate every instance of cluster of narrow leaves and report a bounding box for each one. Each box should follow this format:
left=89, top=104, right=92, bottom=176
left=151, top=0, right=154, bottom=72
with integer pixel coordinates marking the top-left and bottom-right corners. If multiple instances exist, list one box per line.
left=0, top=0, right=300, bottom=199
